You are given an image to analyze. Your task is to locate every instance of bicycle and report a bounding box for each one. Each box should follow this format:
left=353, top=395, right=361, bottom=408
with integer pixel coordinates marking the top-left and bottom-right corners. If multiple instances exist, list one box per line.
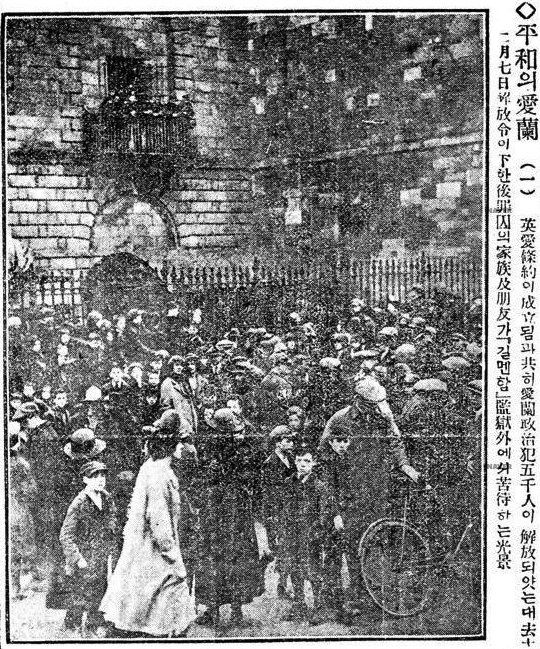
left=357, top=483, right=477, bottom=617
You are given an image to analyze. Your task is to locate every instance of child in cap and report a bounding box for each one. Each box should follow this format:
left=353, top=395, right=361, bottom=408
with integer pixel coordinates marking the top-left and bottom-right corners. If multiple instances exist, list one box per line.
left=59, top=461, right=117, bottom=636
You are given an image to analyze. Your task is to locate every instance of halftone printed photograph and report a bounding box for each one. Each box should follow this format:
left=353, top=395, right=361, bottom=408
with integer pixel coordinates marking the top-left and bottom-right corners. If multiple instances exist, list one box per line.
left=3, top=8, right=486, bottom=642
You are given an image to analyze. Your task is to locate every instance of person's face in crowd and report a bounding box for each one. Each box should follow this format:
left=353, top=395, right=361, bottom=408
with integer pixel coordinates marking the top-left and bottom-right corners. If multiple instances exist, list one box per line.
left=32, top=339, right=42, bottom=353
left=133, top=314, right=142, bottom=326
left=89, top=336, right=102, bottom=349
left=288, top=414, right=303, bottom=431
left=54, top=392, right=67, bottom=408
left=227, top=399, right=242, bottom=416
left=186, top=362, right=197, bottom=376
left=110, top=367, right=123, bottom=383
left=330, top=436, right=351, bottom=456
left=23, top=383, right=35, bottom=398
left=58, top=351, right=68, bottom=366
left=116, top=316, right=126, bottom=333
left=147, top=372, right=160, bottom=386
left=172, top=362, right=183, bottom=376
left=150, top=358, right=163, bottom=373
left=41, top=385, right=52, bottom=401
left=60, top=332, right=70, bottom=345
left=145, top=393, right=158, bottom=406
left=131, top=366, right=143, bottom=384
left=295, top=453, right=314, bottom=477
left=287, top=340, right=296, bottom=352
left=106, top=331, right=114, bottom=344
left=83, top=471, right=106, bottom=492
left=277, top=436, right=294, bottom=453
left=203, top=407, right=215, bottom=421
left=277, top=387, right=291, bottom=404
left=11, top=396, right=22, bottom=411
left=333, top=341, right=343, bottom=353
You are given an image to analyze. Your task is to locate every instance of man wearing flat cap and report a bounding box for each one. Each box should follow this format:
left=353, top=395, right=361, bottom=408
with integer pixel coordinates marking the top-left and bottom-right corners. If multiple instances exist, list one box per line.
left=196, top=407, right=267, bottom=627
left=160, top=355, right=198, bottom=438
left=14, top=402, right=62, bottom=561
left=318, top=373, right=421, bottom=615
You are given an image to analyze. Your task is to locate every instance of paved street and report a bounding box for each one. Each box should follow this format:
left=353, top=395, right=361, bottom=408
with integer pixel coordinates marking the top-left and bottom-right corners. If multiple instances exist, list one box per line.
left=9, top=562, right=481, bottom=641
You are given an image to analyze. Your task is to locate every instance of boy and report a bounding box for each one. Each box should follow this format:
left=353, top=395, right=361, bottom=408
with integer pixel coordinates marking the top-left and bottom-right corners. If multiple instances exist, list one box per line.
left=317, top=430, right=358, bottom=622
left=262, top=425, right=297, bottom=598
left=281, top=444, right=334, bottom=624
left=59, top=461, right=117, bottom=636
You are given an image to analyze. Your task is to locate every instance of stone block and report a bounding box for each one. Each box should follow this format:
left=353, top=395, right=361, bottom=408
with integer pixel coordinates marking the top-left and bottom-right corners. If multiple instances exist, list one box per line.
left=436, top=181, right=462, bottom=199
left=37, top=175, right=80, bottom=188
left=10, top=200, right=38, bottom=213
left=404, top=66, right=422, bottom=82
left=466, top=168, right=483, bottom=186
left=445, top=172, right=466, bottom=182
left=433, top=156, right=459, bottom=171
left=400, top=188, right=422, bottom=206
left=26, top=187, right=58, bottom=200
left=423, top=198, right=457, bottom=212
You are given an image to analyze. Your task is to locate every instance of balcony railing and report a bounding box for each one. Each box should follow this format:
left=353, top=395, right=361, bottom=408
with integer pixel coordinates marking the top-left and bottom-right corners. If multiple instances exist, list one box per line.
left=83, top=93, right=196, bottom=161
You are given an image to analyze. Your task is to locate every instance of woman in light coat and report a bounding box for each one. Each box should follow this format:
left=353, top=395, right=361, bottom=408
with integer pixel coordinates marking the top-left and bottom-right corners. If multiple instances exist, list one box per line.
left=100, top=421, right=196, bottom=637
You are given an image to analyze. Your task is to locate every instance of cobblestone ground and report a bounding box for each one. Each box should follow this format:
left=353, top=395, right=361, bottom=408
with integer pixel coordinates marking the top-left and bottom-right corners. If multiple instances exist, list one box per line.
left=9, top=562, right=482, bottom=640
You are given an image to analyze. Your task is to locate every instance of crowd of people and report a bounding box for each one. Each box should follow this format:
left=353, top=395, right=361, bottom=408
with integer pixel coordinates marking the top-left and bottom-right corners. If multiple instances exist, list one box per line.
left=8, top=281, right=483, bottom=637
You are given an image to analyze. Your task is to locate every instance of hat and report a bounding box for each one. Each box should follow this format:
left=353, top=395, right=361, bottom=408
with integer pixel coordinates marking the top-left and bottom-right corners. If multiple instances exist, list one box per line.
left=287, top=405, right=304, bottom=418
left=394, top=344, right=416, bottom=363
left=269, top=425, right=296, bottom=441
left=216, top=338, right=236, bottom=351
left=80, top=460, right=107, bottom=478
left=8, top=316, right=22, bottom=328
left=410, top=316, right=426, bottom=328
left=354, top=375, right=387, bottom=403
left=64, top=428, right=106, bottom=459
left=351, top=347, right=379, bottom=360
left=378, top=326, right=398, bottom=338
left=117, top=470, right=135, bottom=483
left=332, top=332, right=351, bottom=344
left=442, top=356, right=471, bottom=371
left=152, top=409, right=191, bottom=439
left=466, top=342, right=482, bottom=361
left=128, top=362, right=144, bottom=371
left=207, top=407, right=245, bottom=433
left=413, top=378, right=448, bottom=393
left=319, top=357, right=341, bottom=370
left=449, top=332, right=467, bottom=342
left=169, top=355, right=185, bottom=366
left=84, top=386, right=102, bottom=402
left=12, top=401, right=40, bottom=421
left=467, top=379, right=483, bottom=395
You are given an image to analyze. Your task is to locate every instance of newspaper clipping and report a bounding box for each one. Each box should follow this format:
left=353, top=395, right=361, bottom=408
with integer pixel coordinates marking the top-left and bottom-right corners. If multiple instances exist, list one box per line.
left=1, top=1, right=538, bottom=647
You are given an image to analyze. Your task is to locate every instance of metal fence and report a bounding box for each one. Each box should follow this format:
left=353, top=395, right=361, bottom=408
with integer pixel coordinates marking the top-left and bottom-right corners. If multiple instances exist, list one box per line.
left=8, top=253, right=482, bottom=329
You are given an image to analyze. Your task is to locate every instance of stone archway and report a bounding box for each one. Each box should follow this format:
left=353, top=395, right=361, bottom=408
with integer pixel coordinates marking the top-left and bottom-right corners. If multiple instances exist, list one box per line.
left=90, top=195, right=177, bottom=265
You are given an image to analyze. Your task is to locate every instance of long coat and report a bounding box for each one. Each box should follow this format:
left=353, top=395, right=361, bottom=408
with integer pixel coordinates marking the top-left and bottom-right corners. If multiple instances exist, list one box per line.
left=196, top=432, right=266, bottom=606
left=10, top=455, right=38, bottom=564
left=59, top=489, right=117, bottom=610
left=100, top=457, right=196, bottom=636
left=160, top=377, right=198, bottom=436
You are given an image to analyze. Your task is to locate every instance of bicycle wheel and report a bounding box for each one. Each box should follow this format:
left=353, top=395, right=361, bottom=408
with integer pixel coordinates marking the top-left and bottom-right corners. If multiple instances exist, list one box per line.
left=358, top=518, right=434, bottom=617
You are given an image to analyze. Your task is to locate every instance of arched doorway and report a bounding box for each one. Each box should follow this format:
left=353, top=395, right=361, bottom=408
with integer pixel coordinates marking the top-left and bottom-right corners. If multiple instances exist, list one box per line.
left=82, top=252, right=169, bottom=319
left=90, top=195, right=177, bottom=265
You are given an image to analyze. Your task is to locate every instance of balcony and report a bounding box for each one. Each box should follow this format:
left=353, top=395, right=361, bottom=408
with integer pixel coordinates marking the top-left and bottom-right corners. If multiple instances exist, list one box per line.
left=83, top=92, right=197, bottom=163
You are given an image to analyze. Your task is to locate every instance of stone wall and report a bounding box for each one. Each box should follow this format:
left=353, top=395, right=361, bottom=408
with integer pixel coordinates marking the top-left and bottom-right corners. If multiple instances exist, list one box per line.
left=6, top=14, right=485, bottom=268
left=6, top=16, right=253, bottom=268
left=246, top=13, right=485, bottom=256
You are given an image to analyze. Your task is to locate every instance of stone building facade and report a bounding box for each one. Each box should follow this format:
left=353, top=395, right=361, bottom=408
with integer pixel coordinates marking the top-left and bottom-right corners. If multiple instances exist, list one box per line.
left=6, top=13, right=485, bottom=270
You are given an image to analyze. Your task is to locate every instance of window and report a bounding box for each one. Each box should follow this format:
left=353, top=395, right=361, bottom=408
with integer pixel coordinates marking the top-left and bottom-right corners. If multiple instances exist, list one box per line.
left=101, top=55, right=168, bottom=99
